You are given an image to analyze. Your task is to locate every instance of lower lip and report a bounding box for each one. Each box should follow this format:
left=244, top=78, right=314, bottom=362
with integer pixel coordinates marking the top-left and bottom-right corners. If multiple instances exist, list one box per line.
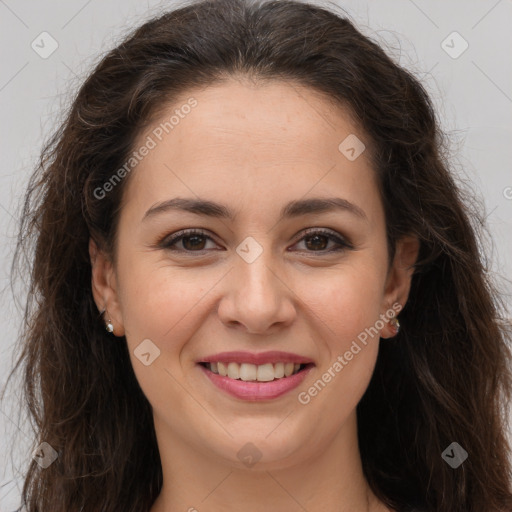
left=198, top=364, right=314, bottom=401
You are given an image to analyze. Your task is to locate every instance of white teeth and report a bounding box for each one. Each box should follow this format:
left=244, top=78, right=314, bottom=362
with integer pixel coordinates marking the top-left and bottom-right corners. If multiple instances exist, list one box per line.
left=256, top=363, right=275, bottom=382
left=274, top=362, right=284, bottom=378
left=239, top=363, right=257, bottom=381
left=227, top=362, right=239, bottom=379
left=217, top=362, right=227, bottom=377
left=206, top=361, right=304, bottom=381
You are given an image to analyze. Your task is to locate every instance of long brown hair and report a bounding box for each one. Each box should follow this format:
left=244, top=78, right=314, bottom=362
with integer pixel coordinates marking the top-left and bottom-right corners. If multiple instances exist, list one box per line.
left=3, top=0, right=511, bottom=510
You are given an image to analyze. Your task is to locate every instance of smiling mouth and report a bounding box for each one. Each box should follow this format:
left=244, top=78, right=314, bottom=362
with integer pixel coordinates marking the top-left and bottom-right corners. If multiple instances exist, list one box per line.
left=198, top=361, right=313, bottom=382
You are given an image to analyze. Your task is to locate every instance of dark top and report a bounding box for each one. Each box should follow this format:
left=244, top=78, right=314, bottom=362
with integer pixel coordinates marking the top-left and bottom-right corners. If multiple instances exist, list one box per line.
left=13, top=507, right=424, bottom=511
left=12, top=504, right=424, bottom=511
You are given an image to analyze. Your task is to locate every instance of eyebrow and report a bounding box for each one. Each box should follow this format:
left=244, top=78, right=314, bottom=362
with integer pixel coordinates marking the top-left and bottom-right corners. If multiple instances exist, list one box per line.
left=142, top=196, right=367, bottom=222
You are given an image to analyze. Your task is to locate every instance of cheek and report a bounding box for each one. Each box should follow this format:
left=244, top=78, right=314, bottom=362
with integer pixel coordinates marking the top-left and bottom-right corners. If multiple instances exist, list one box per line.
left=292, top=263, right=385, bottom=415
left=116, top=265, right=215, bottom=410
left=299, top=263, right=386, bottom=352
left=117, top=259, right=226, bottom=355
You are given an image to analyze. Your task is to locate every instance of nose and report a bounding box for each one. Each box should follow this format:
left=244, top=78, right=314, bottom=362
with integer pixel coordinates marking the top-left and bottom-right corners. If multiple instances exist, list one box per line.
left=217, top=249, right=297, bottom=335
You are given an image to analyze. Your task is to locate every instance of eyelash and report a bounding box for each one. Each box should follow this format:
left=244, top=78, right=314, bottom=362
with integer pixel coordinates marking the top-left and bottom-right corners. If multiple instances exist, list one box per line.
left=157, top=227, right=353, bottom=254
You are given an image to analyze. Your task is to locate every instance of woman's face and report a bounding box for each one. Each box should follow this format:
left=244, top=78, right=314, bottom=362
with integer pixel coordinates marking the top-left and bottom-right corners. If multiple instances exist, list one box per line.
left=91, top=78, right=418, bottom=469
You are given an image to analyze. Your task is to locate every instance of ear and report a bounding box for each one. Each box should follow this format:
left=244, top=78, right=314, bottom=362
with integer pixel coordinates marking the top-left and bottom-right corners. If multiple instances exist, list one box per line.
left=380, top=235, right=420, bottom=339
left=89, top=237, right=125, bottom=336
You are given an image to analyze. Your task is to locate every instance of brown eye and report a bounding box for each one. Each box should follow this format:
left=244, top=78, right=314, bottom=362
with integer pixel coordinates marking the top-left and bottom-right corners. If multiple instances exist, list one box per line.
left=304, top=233, right=329, bottom=251
left=292, top=228, right=352, bottom=253
left=160, top=229, right=218, bottom=252
left=180, top=234, right=207, bottom=250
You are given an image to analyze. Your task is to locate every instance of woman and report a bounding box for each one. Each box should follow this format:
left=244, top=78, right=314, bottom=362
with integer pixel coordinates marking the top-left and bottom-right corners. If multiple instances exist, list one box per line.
left=4, top=0, right=512, bottom=510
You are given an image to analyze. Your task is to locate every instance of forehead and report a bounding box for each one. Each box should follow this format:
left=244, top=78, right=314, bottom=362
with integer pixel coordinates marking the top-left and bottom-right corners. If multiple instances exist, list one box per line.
left=144, top=78, right=364, bottom=162
left=121, top=78, right=381, bottom=224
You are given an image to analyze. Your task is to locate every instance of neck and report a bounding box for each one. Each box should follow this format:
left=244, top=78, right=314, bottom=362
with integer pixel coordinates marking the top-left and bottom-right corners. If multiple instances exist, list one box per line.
left=150, top=412, right=389, bottom=512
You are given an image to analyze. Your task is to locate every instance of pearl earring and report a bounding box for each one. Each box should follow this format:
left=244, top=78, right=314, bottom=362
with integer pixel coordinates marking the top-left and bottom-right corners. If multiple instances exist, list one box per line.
left=390, top=317, right=400, bottom=336
left=102, top=308, right=114, bottom=333
left=105, top=318, right=114, bottom=333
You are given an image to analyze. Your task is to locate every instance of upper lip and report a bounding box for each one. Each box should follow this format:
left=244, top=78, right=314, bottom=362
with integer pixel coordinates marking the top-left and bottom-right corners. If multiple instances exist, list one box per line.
left=198, top=351, right=315, bottom=365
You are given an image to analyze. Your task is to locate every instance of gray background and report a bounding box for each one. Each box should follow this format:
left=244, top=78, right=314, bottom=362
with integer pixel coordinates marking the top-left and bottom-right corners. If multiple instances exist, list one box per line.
left=1, top=0, right=511, bottom=509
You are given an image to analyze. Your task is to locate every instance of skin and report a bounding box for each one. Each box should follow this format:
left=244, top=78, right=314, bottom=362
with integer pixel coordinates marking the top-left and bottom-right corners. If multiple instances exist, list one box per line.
left=90, top=78, right=419, bottom=512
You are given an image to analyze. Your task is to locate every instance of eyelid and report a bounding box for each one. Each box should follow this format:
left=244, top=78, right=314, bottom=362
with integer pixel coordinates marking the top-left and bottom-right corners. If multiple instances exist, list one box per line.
left=291, top=227, right=353, bottom=252
left=157, top=228, right=218, bottom=250
left=157, top=227, right=353, bottom=253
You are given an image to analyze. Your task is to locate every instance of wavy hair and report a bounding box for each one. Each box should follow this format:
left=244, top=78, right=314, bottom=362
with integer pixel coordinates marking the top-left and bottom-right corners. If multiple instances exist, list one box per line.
left=3, top=0, right=512, bottom=510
